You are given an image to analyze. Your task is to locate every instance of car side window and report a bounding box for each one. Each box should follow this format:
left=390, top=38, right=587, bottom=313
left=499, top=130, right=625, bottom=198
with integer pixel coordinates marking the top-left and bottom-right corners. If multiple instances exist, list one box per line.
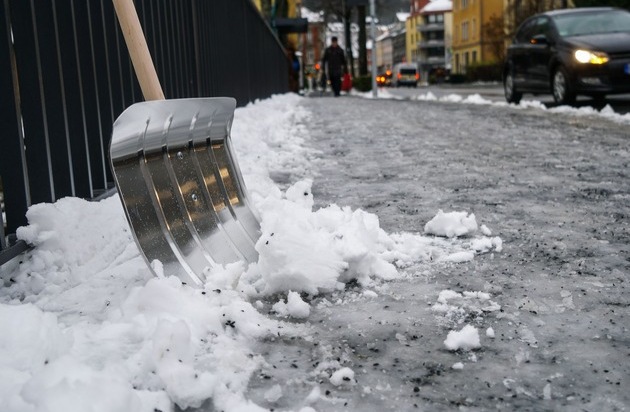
left=515, top=18, right=536, bottom=43
left=531, top=17, right=551, bottom=40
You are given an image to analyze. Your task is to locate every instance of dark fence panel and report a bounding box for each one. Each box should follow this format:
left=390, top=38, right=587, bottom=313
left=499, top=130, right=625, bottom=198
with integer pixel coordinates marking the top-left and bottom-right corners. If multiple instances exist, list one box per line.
left=1, top=0, right=29, bottom=237
left=53, top=0, right=92, bottom=199
left=0, top=0, right=289, bottom=258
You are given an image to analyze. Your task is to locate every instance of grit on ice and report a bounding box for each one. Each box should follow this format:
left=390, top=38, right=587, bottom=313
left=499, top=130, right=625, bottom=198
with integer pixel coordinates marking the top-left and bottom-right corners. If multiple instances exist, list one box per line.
left=2, top=90, right=624, bottom=411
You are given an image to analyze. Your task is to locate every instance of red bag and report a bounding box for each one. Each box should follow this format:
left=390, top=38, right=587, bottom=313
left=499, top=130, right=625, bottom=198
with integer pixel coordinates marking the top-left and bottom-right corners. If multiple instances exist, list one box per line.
left=341, top=73, right=352, bottom=92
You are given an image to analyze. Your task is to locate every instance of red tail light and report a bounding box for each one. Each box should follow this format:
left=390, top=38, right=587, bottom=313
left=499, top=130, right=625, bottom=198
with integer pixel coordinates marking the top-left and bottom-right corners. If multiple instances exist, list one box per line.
left=415, top=73, right=420, bottom=80
left=397, top=73, right=402, bottom=79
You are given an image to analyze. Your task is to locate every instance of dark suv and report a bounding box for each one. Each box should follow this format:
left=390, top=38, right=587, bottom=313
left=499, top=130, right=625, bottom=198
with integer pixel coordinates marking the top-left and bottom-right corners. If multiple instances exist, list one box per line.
left=503, top=7, right=630, bottom=105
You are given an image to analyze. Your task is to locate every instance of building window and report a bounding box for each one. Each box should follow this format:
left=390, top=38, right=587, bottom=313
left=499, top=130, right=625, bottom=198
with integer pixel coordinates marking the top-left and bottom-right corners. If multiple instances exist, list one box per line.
left=472, top=50, right=477, bottom=63
left=472, top=19, right=476, bottom=39
left=462, top=0, right=468, bottom=8
left=461, top=21, right=469, bottom=41
left=437, top=14, right=444, bottom=23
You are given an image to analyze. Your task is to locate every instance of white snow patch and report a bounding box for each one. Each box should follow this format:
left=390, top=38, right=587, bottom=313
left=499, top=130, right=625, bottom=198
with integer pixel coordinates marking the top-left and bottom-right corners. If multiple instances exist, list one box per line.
left=361, top=87, right=630, bottom=125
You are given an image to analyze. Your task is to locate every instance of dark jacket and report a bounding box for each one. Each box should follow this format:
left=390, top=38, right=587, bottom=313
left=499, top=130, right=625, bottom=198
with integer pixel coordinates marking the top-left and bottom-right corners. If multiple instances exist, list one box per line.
left=322, top=45, right=347, bottom=78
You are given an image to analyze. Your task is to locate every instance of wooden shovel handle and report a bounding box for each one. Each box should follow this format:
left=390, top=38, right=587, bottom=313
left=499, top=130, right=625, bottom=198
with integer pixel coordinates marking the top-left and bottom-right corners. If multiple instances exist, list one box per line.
left=112, top=0, right=165, bottom=101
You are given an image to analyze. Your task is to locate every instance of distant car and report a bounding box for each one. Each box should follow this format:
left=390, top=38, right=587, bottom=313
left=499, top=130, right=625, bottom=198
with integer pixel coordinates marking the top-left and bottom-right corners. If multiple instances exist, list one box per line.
left=376, top=70, right=392, bottom=87
left=503, top=7, right=630, bottom=105
left=392, top=63, right=419, bottom=87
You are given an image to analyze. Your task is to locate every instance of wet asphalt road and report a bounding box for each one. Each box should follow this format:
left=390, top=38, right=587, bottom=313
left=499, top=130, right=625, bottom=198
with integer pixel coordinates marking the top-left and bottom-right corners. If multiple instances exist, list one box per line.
left=241, top=95, right=630, bottom=412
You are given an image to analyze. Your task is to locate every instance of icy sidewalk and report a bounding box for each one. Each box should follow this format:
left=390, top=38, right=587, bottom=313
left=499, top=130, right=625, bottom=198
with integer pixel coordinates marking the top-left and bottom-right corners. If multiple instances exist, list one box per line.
left=244, top=95, right=629, bottom=411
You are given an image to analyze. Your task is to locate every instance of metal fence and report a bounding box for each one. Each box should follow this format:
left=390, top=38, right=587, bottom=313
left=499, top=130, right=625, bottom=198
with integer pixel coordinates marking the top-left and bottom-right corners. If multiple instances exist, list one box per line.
left=0, top=0, right=289, bottom=257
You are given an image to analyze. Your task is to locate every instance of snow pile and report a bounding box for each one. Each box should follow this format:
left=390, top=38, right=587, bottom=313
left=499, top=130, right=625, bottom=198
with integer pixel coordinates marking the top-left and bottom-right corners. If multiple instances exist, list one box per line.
left=241, top=179, right=400, bottom=296
left=410, top=90, right=630, bottom=124
left=0, top=94, right=503, bottom=411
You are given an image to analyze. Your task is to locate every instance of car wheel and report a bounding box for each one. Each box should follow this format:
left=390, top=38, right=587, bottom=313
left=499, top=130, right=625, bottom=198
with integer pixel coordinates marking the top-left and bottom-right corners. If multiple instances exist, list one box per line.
left=504, top=71, right=522, bottom=104
left=552, top=66, right=576, bottom=105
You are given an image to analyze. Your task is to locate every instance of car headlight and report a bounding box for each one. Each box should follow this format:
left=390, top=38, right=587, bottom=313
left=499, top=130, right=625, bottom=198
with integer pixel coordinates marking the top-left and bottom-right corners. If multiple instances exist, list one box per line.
left=574, top=49, right=609, bottom=64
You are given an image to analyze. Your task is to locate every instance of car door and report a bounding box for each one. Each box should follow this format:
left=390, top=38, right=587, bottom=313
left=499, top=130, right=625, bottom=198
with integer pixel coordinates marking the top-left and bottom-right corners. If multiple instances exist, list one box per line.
left=509, top=18, right=537, bottom=88
left=526, top=17, right=554, bottom=90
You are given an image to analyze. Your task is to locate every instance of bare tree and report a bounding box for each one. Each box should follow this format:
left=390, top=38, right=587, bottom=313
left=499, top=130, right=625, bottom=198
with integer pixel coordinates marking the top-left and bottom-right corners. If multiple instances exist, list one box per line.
left=506, top=0, right=571, bottom=37
left=483, top=13, right=507, bottom=63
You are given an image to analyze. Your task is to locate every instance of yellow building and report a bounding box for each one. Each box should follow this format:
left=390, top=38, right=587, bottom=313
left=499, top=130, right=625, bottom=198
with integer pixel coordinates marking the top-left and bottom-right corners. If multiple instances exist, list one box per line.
left=251, top=0, right=299, bottom=19
left=451, top=0, right=504, bottom=74
left=406, top=0, right=430, bottom=64
left=406, top=13, right=423, bottom=64
left=251, top=0, right=301, bottom=48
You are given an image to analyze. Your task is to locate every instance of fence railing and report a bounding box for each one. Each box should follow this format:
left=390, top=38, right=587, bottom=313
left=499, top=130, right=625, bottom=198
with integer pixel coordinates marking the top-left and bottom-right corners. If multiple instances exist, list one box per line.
left=0, top=0, right=289, bottom=256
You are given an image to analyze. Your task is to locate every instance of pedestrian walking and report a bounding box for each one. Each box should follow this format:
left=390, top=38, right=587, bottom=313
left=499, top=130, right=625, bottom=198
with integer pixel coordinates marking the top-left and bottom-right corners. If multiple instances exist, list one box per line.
left=322, top=36, right=347, bottom=97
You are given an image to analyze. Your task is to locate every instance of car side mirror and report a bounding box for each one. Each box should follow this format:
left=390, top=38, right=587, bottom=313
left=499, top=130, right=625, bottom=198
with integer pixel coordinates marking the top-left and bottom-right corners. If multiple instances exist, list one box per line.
left=530, top=34, right=549, bottom=45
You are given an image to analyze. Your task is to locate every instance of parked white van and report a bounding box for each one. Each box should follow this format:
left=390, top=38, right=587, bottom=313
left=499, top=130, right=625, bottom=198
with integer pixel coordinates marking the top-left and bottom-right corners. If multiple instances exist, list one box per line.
left=392, top=63, right=419, bottom=87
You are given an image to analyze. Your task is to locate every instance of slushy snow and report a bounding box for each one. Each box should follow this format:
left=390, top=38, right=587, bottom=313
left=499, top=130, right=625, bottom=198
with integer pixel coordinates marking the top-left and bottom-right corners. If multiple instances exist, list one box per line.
left=0, top=94, right=503, bottom=411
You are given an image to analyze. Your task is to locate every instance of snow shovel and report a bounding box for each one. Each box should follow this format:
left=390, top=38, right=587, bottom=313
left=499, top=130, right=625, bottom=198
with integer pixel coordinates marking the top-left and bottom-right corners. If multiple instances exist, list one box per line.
left=110, top=0, right=261, bottom=286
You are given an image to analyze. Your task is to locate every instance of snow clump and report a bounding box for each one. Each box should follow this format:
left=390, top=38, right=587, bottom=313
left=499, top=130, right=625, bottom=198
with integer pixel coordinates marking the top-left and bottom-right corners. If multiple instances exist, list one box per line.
left=444, top=324, right=481, bottom=351
left=330, top=367, right=356, bottom=386
left=424, top=210, right=478, bottom=238
left=272, top=291, right=311, bottom=318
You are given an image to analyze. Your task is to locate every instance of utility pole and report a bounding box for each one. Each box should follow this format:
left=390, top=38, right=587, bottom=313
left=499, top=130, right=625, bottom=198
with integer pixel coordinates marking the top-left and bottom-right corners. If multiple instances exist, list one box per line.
left=370, top=0, right=377, bottom=97
left=358, top=5, right=367, bottom=76
left=344, top=3, right=355, bottom=77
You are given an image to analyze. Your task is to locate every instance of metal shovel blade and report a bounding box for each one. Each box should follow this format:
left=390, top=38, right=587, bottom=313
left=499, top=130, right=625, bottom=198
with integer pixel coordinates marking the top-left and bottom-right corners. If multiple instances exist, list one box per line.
left=110, top=97, right=261, bottom=286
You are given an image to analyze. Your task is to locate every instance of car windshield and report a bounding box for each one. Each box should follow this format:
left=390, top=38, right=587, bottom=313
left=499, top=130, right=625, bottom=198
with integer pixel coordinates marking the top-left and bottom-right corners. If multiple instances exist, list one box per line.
left=400, top=69, right=416, bottom=75
left=552, top=10, right=630, bottom=37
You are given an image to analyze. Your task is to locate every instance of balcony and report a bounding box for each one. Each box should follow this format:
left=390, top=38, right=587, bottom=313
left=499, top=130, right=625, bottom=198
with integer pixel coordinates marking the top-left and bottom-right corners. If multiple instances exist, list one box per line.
left=417, top=23, right=444, bottom=33
left=418, top=56, right=446, bottom=67
left=417, top=39, right=445, bottom=49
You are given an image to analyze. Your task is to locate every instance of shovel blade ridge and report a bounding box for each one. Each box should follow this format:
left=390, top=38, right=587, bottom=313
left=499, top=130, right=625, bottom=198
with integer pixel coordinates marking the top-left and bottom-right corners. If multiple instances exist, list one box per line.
left=110, top=97, right=261, bottom=285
